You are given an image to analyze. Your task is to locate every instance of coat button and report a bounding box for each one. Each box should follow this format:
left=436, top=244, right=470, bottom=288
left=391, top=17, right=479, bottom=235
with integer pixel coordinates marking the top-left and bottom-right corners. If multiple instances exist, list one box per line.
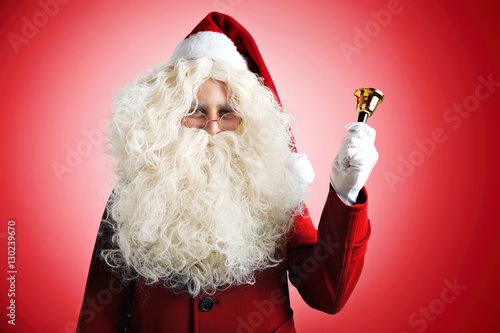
left=198, top=297, right=214, bottom=312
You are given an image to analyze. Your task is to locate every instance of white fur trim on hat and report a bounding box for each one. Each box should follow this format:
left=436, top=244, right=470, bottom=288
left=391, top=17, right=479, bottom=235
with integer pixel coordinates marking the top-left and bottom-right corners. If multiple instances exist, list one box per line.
left=170, top=31, right=248, bottom=71
left=291, top=153, right=315, bottom=186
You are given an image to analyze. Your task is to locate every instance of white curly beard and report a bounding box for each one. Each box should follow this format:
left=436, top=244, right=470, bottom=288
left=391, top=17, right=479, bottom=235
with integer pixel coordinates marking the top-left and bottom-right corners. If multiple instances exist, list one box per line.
left=105, top=128, right=305, bottom=296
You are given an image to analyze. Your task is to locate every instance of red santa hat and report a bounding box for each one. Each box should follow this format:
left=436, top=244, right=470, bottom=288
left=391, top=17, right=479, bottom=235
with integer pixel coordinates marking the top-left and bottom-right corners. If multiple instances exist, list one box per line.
left=169, top=12, right=314, bottom=186
left=169, top=11, right=281, bottom=105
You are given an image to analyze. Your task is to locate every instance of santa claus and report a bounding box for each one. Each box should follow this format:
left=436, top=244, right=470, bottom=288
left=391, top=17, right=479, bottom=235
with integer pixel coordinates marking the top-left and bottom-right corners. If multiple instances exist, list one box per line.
left=77, top=12, right=378, bottom=333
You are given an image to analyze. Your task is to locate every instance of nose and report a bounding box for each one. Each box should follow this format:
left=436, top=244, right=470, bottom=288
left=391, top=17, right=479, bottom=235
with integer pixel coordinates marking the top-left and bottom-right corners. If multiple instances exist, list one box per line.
left=205, top=119, right=223, bottom=135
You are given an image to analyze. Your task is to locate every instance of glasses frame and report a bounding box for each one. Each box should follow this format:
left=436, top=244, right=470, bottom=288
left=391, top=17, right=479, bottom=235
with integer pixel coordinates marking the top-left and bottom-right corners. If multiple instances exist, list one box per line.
left=182, top=111, right=243, bottom=132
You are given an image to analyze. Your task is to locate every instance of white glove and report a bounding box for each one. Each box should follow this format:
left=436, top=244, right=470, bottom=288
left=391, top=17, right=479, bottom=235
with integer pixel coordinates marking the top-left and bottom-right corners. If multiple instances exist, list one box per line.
left=330, top=122, right=378, bottom=205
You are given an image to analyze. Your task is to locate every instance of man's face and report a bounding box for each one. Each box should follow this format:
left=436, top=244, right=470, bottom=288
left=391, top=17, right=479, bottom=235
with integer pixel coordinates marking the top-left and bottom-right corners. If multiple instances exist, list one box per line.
left=184, top=78, right=235, bottom=135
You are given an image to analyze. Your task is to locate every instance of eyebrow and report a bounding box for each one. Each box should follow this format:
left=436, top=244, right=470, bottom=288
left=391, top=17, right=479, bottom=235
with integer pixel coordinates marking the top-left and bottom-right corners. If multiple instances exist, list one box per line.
left=219, top=103, right=233, bottom=109
left=191, top=102, right=207, bottom=108
left=190, top=102, right=233, bottom=109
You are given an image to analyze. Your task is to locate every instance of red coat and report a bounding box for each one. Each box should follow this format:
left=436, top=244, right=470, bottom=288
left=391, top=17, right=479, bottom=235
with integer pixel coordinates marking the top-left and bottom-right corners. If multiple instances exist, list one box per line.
left=77, top=185, right=371, bottom=333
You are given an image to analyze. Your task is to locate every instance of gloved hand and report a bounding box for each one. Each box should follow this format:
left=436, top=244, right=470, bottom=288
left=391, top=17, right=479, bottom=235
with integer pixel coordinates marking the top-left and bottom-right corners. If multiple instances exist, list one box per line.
left=330, top=122, right=378, bottom=205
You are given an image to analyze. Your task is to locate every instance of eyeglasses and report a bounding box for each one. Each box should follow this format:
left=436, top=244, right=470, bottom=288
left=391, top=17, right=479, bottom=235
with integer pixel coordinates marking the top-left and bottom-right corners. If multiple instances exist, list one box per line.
left=183, top=111, right=242, bottom=131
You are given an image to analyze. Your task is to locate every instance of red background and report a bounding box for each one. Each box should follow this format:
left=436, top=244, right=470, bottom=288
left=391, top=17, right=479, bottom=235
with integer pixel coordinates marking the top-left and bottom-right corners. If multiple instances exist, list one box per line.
left=1, top=0, right=500, bottom=332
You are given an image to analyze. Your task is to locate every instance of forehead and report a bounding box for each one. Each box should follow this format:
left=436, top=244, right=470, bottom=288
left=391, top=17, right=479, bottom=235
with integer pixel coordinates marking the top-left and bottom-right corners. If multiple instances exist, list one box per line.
left=195, top=79, right=228, bottom=103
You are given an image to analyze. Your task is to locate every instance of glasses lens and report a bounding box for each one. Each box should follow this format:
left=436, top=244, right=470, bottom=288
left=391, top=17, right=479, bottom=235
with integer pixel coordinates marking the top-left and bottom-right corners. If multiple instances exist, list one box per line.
left=220, top=113, right=241, bottom=131
left=185, top=112, right=207, bottom=129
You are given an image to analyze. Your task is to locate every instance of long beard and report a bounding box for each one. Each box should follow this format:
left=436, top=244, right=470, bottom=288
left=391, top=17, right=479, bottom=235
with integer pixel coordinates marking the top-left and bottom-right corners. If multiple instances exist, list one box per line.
left=105, top=128, right=304, bottom=296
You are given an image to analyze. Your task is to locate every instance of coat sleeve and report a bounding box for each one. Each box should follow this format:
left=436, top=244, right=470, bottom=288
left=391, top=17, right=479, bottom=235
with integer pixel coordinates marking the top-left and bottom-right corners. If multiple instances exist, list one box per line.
left=286, top=184, right=371, bottom=314
left=76, top=202, right=135, bottom=333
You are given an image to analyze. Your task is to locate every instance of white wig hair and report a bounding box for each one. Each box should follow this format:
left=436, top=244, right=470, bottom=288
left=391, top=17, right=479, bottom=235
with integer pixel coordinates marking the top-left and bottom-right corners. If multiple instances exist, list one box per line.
left=101, top=57, right=307, bottom=296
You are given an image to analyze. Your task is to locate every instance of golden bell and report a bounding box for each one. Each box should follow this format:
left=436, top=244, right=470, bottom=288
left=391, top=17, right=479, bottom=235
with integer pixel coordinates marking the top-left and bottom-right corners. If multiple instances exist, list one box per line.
left=354, top=87, right=385, bottom=121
